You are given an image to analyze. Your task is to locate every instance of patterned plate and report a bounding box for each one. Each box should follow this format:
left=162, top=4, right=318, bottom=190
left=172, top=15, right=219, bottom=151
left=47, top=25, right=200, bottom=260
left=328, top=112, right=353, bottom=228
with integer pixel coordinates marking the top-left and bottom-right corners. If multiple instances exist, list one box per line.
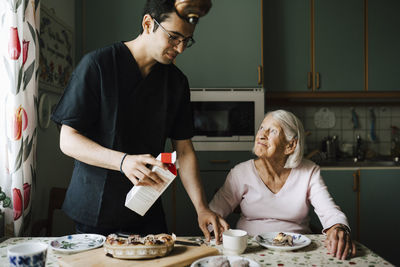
left=191, top=255, right=261, bottom=267
left=255, top=232, right=311, bottom=251
left=50, top=234, right=106, bottom=253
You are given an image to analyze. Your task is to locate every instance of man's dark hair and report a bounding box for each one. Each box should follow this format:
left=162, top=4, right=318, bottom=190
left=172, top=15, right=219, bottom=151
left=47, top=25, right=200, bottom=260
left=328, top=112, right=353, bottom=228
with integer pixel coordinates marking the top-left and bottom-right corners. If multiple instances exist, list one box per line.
left=141, top=0, right=176, bottom=33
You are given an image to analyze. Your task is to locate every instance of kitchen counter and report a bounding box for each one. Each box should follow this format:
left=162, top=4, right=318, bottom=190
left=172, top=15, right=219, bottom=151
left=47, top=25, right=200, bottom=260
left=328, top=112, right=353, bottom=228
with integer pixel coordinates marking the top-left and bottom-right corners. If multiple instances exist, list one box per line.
left=321, top=165, right=400, bottom=170
left=318, top=158, right=400, bottom=170
left=0, top=235, right=394, bottom=266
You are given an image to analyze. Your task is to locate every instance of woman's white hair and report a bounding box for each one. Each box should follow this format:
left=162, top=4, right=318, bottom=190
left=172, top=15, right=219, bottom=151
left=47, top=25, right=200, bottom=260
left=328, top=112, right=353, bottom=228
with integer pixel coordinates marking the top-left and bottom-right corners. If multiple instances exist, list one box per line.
left=266, top=109, right=305, bottom=168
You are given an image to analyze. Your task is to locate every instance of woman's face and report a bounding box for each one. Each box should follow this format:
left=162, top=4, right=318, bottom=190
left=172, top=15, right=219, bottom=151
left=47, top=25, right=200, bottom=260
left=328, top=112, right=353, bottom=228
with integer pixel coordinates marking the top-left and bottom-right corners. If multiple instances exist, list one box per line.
left=253, top=115, right=288, bottom=160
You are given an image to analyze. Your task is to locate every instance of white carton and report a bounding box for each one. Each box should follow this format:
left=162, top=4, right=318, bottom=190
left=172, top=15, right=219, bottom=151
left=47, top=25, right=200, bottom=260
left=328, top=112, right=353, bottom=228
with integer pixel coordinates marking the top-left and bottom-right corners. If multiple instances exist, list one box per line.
left=125, top=151, right=178, bottom=216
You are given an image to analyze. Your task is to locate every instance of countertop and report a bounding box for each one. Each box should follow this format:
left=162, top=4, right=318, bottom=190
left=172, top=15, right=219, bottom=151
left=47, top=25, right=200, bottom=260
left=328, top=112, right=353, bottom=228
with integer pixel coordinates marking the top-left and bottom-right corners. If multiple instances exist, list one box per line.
left=321, top=165, right=400, bottom=170
left=0, top=235, right=394, bottom=266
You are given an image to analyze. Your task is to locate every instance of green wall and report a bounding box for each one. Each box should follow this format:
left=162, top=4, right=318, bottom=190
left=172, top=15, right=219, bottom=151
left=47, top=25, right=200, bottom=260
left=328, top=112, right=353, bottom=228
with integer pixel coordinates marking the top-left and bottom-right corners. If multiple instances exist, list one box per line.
left=75, top=0, right=146, bottom=61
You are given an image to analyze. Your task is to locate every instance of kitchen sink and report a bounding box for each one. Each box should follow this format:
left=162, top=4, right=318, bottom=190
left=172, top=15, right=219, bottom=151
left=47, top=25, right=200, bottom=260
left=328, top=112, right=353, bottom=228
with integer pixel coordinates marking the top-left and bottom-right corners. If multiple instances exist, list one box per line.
left=319, top=159, right=400, bottom=167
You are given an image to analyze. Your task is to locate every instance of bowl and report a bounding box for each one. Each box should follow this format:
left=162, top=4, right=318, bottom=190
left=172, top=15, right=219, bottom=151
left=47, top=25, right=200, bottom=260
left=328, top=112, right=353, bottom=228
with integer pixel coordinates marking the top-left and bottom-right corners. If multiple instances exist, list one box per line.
left=8, top=242, right=48, bottom=267
left=103, top=233, right=176, bottom=259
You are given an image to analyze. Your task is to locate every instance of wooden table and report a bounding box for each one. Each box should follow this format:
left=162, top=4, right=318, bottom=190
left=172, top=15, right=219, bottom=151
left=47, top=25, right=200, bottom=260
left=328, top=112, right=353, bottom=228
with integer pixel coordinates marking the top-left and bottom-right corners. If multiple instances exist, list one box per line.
left=0, top=235, right=394, bottom=266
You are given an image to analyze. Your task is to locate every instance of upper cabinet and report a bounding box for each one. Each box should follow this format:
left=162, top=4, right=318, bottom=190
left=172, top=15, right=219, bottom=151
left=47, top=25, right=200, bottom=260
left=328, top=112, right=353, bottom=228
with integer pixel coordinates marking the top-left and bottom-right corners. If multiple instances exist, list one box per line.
left=263, top=0, right=311, bottom=92
left=263, top=0, right=400, bottom=98
left=264, top=0, right=364, bottom=93
left=77, top=0, right=399, bottom=95
left=176, top=0, right=262, bottom=88
left=367, top=0, right=400, bottom=91
left=314, top=0, right=364, bottom=92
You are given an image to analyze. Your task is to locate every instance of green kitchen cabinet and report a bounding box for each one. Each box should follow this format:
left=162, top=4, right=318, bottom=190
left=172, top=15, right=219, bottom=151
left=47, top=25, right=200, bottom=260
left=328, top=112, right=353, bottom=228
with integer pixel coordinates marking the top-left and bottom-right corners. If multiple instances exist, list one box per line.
left=264, top=0, right=364, bottom=92
left=367, top=0, right=400, bottom=92
left=309, top=170, right=358, bottom=238
left=168, top=151, right=252, bottom=235
left=359, top=169, right=400, bottom=265
left=314, top=0, right=364, bottom=92
left=172, top=170, right=239, bottom=236
left=176, top=0, right=262, bottom=88
left=263, top=0, right=311, bottom=92
left=168, top=171, right=226, bottom=236
left=309, top=168, right=400, bottom=266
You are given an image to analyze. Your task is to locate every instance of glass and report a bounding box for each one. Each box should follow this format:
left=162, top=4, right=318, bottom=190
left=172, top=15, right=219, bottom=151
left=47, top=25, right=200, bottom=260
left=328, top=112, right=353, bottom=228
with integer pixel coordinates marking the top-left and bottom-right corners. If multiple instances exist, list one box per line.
left=153, top=18, right=195, bottom=48
left=192, top=101, right=255, bottom=136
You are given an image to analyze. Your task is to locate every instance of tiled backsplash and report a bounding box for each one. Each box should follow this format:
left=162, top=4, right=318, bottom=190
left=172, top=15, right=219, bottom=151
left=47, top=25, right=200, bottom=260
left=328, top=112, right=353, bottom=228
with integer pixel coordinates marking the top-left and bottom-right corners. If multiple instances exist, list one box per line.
left=267, top=105, right=400, bottom=157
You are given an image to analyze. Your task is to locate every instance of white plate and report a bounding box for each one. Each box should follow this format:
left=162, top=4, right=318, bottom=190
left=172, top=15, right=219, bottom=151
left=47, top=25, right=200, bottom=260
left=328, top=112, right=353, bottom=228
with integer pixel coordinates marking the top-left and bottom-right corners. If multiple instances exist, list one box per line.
left=50, top=234, right=106, bottom=253
left=314, top=107, right=335, bottom=129
left=191, top=255, right=261, bottom=267
left=254, top=232, right=311, bottom=251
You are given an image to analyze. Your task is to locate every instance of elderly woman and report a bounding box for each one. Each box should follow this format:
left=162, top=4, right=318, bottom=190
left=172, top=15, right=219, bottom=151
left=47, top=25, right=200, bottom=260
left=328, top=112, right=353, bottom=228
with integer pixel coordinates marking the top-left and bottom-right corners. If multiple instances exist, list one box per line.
left=209, top=110, right=356, bottom=260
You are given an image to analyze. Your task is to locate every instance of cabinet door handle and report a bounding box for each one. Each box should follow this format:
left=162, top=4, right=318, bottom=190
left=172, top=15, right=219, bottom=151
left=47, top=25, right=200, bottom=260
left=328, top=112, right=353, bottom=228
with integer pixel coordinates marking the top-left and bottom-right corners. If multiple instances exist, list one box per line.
left=307, top=72, right=312, bottom=89
left=352, top=170, right=360, bottom=192
left=257, top=65, right=263, bottom=85
left=316, top=72, right=320, bottom=89
left=209, top=160, right=230, bottom=164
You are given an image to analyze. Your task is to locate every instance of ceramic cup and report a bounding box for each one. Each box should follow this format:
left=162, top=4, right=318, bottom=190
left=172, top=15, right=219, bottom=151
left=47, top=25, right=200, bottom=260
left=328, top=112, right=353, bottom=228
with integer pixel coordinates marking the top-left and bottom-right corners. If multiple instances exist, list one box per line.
left=8, top=242, right=48, bottom=267
left=222, top=229, right=248, bottom=255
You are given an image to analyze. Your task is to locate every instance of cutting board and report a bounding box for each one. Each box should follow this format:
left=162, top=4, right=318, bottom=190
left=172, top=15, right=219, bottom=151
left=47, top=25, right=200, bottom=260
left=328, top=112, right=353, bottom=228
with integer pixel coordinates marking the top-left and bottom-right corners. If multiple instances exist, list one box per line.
left=58, top=244, right=219, bottom=267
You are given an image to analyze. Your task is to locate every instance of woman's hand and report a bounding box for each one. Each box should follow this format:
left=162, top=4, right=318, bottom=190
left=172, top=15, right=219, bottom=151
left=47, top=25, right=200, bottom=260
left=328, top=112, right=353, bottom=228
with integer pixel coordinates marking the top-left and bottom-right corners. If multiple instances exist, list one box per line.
left=325, top=224, right=356, bottom=260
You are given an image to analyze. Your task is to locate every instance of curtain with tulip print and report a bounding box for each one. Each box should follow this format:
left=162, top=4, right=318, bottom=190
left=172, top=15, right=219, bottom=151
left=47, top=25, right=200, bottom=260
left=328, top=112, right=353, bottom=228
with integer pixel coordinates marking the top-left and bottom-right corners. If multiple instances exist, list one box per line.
left=0, top=0, right=40, bottom=237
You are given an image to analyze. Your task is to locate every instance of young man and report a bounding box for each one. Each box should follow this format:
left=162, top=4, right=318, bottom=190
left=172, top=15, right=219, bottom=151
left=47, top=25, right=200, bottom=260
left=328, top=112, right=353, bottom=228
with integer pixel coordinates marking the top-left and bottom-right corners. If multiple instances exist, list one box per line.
left=51, top=0, right=228, bottom=243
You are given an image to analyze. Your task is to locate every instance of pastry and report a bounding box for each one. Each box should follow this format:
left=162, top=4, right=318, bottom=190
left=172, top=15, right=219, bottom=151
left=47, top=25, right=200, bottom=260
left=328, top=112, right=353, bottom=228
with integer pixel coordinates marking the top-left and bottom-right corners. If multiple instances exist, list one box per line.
left=272, top=232, right=293, bottom=246
left=231, top=259, right=250, bottom=267
left=104, top=233, right=176, bottom=259
left=208, top=256, right=231, bottom=267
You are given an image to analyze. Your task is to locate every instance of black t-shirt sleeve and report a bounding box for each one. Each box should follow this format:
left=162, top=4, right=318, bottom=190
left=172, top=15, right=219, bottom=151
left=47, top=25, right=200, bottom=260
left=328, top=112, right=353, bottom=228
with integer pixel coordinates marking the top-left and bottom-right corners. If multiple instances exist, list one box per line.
left=169, top=76, right=194, bottom=140
left=51, top=54, right=100, bottom=134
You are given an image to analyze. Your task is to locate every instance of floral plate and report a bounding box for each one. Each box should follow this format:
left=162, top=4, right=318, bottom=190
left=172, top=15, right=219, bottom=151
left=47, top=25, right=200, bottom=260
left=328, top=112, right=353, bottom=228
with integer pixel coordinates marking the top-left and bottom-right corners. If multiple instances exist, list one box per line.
left=50, top=234, right=106, bottom=253
left=255, top=232, right=311, bottom=251
left=191, top=255, right=261, bottom=267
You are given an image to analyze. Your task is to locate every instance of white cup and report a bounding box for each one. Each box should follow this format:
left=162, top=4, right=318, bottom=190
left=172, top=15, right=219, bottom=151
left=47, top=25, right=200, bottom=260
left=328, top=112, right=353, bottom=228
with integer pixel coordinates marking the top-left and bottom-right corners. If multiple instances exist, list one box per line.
left=8, top=242, right=48, bottom=267
left=222, top=229, right=248, bottom=255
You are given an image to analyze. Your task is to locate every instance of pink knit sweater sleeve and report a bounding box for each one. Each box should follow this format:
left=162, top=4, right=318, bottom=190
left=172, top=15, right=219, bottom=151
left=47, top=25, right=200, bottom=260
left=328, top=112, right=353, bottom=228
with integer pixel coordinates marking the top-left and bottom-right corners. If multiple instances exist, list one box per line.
left=308, top=165, right=350, bottom=233
left=209, top=170, right=243, bottom=218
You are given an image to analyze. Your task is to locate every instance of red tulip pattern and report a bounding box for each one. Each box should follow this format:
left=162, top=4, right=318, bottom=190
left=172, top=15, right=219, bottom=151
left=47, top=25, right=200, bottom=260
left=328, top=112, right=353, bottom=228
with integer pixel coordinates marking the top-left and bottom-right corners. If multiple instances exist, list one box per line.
left=13, top=188, right=23, bottom=220
left=23, top=183, right=31, bottom=210
left=22, top=40, right=29, bottom=65
left=9, top=27, right=21, bottom=60
left=12, top=105, right=28, bottom=141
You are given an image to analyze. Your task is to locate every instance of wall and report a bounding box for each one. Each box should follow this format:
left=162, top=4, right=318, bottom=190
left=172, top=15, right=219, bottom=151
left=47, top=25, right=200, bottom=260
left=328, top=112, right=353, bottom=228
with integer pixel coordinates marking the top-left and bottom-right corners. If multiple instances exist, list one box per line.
left=34, top=0, right=156, bottom=236
left=267, top=104, right=400, bottom=159
left=77, top=0, right=146, bottom=58
left=33, top=0, right=75, bottom=236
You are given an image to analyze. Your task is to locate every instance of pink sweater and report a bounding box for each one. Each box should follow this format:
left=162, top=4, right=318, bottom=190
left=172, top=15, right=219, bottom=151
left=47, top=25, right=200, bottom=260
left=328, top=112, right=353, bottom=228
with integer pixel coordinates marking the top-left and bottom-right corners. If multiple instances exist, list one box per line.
left=209, top=159, right=349, bottom=236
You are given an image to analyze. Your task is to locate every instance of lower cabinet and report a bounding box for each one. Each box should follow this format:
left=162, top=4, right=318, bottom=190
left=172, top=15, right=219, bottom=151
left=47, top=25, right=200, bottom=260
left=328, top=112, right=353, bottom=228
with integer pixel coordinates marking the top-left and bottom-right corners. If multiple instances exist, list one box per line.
left=309, top=170, right=358, bottom=238
left=173, top=170, right=236, bottom=236
left=310, top=168, right=400, bottom=266
left=359, top=170, right=399, bottom=266
left=162, top=151, right=252, bottom=236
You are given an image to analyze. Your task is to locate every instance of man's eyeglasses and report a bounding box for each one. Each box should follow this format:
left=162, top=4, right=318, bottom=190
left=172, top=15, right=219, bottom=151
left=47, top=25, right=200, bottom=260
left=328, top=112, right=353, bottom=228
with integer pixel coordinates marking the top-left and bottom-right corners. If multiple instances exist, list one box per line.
left=153, top=18, right=195, bottom=48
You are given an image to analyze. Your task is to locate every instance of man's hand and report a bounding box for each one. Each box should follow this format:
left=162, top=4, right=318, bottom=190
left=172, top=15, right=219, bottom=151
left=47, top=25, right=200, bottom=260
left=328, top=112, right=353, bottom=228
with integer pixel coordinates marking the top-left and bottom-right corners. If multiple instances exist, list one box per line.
left=325, top=224, right=356, bottom=260
left=197, top=208, right=229, bottom=245
left=121, top=154, right=167, bottom=186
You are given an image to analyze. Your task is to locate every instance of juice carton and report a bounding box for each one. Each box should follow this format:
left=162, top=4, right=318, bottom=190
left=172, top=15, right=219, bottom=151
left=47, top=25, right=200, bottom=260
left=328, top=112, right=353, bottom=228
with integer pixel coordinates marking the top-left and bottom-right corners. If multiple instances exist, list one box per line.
left=125, top=151, right=178, bottom=216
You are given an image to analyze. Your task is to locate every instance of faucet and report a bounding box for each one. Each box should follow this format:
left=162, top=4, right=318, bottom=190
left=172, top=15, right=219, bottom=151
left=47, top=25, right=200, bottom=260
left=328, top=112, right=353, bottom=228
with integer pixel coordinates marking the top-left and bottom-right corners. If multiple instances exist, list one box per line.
left=355, top=135, right=365, bottom=161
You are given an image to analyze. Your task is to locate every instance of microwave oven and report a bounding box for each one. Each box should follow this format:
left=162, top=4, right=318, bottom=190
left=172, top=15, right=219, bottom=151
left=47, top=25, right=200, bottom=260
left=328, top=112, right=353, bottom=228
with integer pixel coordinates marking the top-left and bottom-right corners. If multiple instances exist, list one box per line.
left=190, top=88, right=265, bottom=151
